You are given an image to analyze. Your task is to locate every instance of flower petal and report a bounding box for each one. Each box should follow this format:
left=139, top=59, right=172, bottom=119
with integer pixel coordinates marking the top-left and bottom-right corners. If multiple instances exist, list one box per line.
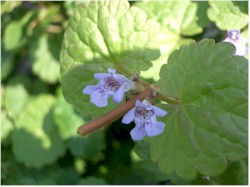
left=152, top=106, right=168, bottom=117
left=90, top=91, right=109, bottom=107
left=82, top=85, right=96, bottom=94
left=94, top=73, right=109, bottom=80
left=145, top=121, right=165, bottom=137
left=121, top=107, right=135, bottom=124
left=130, top=124, right=146, bottom=141
left=113, top=86, right=124, bottom=103
left=108, top=68, right=116, bottom=74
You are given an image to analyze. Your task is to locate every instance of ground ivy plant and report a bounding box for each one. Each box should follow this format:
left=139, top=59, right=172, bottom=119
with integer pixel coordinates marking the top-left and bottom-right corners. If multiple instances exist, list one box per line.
left=60, top=0, right=248, bottom=184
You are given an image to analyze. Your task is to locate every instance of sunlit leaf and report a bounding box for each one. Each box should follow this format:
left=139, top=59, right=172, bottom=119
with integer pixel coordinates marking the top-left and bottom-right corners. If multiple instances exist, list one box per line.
left=147, top=39, right=247, bottom=179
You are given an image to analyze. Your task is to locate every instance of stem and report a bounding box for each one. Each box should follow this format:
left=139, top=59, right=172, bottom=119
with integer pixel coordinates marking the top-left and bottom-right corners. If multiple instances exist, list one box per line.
left=77, top=87, right=153, bottom=136
left=157, top=93, right=181, bottom=105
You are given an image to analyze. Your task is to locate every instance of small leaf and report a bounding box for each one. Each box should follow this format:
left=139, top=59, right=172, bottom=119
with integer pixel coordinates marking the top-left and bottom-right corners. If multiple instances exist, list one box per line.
left=207, top=1, right=248, bottom=30
left=148, top=39, right=247, bottom=179
left=3, top=21, right=26, bottom=51
left=12, top=95, right=66, bottom=168
left=29, top=34, right=60, bottom=83
left=4, top=77, right=29, bottom=119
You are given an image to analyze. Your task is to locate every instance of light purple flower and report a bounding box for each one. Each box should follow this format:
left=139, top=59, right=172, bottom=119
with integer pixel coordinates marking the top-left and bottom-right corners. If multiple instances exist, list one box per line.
left=83, top=68, right=135, bottom=107
left=223, top=29, right=248, bottom=56
left=122, top=99, right=167, bottom=141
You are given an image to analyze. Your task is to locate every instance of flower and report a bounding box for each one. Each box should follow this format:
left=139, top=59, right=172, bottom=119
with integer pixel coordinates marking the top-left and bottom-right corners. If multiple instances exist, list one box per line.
left=122, top=99, right=167, bottom=140
left=83, top=68, right=135, bottom=107
left=223, top=29, right=248, bottom=56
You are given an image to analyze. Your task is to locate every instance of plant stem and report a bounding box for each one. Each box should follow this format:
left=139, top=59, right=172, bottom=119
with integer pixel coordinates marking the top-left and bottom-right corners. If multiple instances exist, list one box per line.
left=77, top=87, right=153, bottom=136
left=157, top=93, right=181, bottom=105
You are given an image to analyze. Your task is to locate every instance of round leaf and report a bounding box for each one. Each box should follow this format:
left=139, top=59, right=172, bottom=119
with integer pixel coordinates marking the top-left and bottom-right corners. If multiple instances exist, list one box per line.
left=207, top=1, right=248, bottom=30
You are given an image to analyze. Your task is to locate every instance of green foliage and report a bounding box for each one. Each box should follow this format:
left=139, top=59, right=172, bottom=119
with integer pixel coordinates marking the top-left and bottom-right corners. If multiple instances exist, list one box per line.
left=149, top=39, right=247, bottom=179
left=218, top=160, right=248, bottom=185
left=207, top=1, right=248, bottom=30
left=134, top=0, right=206, bottom=81
left=29, top=34, right=61, bottom=83
left=12, top=95, right=66, bottom=168
left=60, top=0, right=160, bottom=74
left=2, top=0, right=248, bottom=185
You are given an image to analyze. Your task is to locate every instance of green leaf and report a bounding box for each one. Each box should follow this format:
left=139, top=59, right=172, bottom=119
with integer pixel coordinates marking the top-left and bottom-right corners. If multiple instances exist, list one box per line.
left=3, top=21, right=26, bottom=51
left=78, top=176, right=108, bottom=185
left=134, top=1, right=203, bottom=36
left=3, top=77, right=29, bottom=119
left=68, top=130, right=105, bottom=160
left=148, top=39, right=247, bottom=180
left=207, top=1, right=248, bottom=30
left=218, top=160, right=248, bottom=185
left=29, top=34, right=60, bottom=83
left=132, top=141, right=169, bottom=184
left=12, top=95, right=66, bottom=168
left=1, top=111, right=14, bottom=143
left=1, top=50, right=15, bottom=81
left=53, top=88, right=85, bottom=139
left=60, top=0, right=160, bottom=75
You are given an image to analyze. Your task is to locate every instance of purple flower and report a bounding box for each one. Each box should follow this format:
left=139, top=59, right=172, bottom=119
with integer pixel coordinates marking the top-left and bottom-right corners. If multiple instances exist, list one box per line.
left=122, top=99, right=167, bottom=140
left=223, top=29, right=248, bottom=56
left=83, top=68, right=135, bottom=107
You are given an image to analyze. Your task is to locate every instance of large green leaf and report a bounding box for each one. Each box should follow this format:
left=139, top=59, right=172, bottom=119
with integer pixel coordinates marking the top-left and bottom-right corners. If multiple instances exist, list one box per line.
left=207, top=1, right=248, bottom=30
left=29, top=34, right=60, bottom=83
left=12, top=95, right=66, bottom=168
left=60, top=0, right=160, bottom=75
left=147, top=39, right=247, bottom=180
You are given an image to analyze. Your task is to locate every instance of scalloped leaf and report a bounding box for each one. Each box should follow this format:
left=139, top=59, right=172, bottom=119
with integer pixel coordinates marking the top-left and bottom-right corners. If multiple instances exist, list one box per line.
left=12, top=95, right=66, bottom=168
left=207, top=1, right=248, bottom=30
left=60, top=0, right=160, bottom=75
left=147, top=39, right=247, bottom=180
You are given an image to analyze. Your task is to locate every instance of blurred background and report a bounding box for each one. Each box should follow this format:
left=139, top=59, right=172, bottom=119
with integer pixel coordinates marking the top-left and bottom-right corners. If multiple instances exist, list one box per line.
left=1, top=1, right=248, bottom=185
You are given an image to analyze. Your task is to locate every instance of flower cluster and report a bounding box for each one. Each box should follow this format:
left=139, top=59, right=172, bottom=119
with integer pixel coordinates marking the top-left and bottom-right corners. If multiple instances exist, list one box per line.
left=83, top=68, right=135, bottom=107
left=82, top=68, right=167, bottom=140
left=122, top=100, right=167, bottom=140
left=223, top=29, right=248, bottom=56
